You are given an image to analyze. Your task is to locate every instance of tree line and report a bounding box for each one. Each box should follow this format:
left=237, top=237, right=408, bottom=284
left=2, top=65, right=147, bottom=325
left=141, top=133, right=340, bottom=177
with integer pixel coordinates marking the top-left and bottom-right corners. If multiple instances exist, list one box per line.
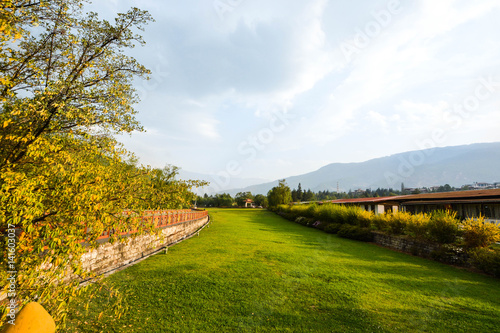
left=197, top=181, right=473, bottom=209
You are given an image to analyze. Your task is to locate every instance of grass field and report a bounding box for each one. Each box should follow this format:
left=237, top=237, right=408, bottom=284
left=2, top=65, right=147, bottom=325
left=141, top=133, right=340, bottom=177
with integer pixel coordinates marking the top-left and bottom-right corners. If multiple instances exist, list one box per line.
left=66, top=209, right=500, bottom=332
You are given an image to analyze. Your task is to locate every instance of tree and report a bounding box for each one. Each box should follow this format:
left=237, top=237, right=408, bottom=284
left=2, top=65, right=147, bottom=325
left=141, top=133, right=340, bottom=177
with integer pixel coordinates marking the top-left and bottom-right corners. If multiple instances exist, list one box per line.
left=235, top=191, right=254, bottom=207
left=0, top=1, right=207, bottom=326
left=215, top=193, right=234, bottom=207
left=302, top=189, right=315, bottom=202
left=253, top=194, right=268, bottom=208
left=142, top=165, right=207, bottom=210
left=267, top=179, right=292, bottom=207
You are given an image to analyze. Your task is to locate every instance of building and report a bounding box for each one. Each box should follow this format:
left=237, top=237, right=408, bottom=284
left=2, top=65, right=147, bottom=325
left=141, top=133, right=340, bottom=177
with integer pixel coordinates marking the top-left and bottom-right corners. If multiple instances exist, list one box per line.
left=244, top=198, right=255, bottom=208
left=328, top=196, right=402, bottom=215
left=325, top=189, right=500, bottom=224
left=398, top=189, right=500, bottom=224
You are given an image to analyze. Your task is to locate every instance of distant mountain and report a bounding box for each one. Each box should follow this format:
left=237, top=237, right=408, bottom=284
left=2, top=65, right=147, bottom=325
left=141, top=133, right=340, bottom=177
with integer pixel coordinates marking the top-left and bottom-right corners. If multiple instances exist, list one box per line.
left=177, top=170, right=270, bottom=195
left=225, top=142, right=500, bottom=195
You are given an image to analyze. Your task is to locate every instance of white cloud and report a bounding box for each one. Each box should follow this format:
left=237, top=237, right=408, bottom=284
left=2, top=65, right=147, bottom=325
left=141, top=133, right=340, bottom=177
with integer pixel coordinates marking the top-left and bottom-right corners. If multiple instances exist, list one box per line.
left=88, top=0, right=500, bottom=180
left=193, top=115, right=221, bottom=140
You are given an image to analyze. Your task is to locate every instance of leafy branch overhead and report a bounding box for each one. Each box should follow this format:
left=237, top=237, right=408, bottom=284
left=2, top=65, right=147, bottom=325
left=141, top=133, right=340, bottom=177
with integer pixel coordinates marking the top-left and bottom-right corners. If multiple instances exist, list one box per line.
left=0, top=0, right=206, bottom=327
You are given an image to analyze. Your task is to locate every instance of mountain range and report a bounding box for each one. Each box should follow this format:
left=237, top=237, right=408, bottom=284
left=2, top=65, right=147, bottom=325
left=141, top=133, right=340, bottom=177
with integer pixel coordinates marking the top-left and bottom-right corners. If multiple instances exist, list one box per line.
left=190, top=142, right=500, bottom=195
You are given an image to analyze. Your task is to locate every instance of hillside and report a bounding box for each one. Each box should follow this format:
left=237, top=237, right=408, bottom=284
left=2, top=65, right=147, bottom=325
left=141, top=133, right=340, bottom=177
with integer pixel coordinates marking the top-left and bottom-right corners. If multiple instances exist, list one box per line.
left=225, top=142, right=500, bottom=195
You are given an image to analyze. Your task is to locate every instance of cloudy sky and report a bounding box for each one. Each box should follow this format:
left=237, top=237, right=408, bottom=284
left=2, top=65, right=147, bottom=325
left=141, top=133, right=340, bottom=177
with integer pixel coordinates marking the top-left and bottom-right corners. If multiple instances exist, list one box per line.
left=91, top=0, right=500, bottom=188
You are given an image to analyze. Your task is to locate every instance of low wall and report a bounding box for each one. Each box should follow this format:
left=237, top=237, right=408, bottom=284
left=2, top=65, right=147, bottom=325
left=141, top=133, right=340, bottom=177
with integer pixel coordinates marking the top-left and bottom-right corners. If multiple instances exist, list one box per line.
left=0, top=211, right=209, bottom=303
left=371, top=231, right=469, bottom=266
left=80, top=215, right=209, bottom=278
left=372, top=231, right=439, bottom=257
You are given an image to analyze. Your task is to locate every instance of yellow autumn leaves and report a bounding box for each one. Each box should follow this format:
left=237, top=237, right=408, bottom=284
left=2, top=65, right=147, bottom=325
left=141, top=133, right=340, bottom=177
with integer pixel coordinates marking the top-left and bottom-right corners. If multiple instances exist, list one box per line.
left=0, top=1, right=205, bottom=327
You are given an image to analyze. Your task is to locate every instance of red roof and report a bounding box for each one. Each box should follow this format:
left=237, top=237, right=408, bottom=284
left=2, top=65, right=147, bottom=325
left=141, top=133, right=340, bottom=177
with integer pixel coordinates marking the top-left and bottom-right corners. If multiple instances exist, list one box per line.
left=396, top=188, right=500, bottom=201
left=324, top=189, right=500, bottom=205
left=327, top=196, right=403, bottom=204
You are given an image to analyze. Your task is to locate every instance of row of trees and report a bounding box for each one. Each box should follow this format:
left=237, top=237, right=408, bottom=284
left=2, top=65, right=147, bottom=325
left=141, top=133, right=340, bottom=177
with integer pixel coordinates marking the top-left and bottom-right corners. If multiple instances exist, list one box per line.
left=292, top=183, right=471, bottom=202
left=197, top=180, right=403, bottom=210
left=290, top=183, right=402, bottom=202
left=0, top=1, right=204, bottom=326
left=197, top=192, right=268, bottom=208
left=197, top=180, right=475, bottom=211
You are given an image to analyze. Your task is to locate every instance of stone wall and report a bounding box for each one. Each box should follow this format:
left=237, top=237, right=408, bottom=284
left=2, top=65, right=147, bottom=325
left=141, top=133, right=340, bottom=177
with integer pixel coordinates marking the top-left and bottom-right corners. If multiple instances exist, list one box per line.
left=0, top=213, right=209, bottom=302
left=80, top=216, right=209, bottom=277
left=372, top=231, right=469, bottom=265
left=372, top=231, right=440, bottom=257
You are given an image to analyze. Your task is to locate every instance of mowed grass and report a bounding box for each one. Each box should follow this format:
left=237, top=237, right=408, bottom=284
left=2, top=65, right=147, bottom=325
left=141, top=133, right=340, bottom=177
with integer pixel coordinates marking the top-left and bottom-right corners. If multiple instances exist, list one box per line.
left=66, top=209, right=500, bottom=332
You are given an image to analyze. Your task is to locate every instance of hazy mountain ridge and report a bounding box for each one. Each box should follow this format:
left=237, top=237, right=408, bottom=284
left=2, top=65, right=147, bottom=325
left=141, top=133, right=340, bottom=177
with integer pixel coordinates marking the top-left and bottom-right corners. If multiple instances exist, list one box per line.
left=177, top=170, right=271, bottom=195
left=224, top=142, right=500, bottom=195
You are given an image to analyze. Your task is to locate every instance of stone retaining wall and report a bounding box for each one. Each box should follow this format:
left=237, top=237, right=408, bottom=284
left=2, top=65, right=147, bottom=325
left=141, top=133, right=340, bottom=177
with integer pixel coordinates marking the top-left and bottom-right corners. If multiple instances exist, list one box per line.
left=0, top=214, right=209, bottom=302
left=372, top=231, right=440, bottom=257
left=80, top=216, right=209, bottom=277
left=371, top=231, right=469, bottom=265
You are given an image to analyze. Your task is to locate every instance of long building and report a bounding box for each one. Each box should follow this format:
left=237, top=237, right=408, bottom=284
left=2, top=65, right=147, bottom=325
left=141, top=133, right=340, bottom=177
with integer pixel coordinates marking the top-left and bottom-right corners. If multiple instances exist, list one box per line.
left=325, top=189, right=500, bottom=224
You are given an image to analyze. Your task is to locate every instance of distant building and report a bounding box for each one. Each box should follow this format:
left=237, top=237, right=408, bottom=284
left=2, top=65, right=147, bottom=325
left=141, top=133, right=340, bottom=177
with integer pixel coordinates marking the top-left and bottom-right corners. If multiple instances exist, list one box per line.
left=325, top=189, right=500, bottom=225
left=244, top=199, right=255, bottom=208
left=472, top=182, right=493, bottom=189
left=327, top=197, right=401, bottom=215
left=399, top=189, right=500, bottom=224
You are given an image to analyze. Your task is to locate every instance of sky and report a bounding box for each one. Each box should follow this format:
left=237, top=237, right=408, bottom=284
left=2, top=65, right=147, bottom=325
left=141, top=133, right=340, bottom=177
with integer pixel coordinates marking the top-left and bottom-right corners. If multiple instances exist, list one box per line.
left=90, top=0, right=500, bottom=190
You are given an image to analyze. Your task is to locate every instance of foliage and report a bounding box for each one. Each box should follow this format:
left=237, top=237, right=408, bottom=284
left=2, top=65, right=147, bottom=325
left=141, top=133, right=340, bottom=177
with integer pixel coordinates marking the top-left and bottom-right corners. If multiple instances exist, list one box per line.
left=461, top=216, right=500, bottom=249
left=290, top=182, right=302, bottom=202
left=404, top=212, right=431, bottom=240
left=294, top=216, right=314, bottom=227
left=468, top=248, right=500, bottom=277
left=253, top=194, right=268, bottom=208
left=371, top=213, right=389, bottom=232
left=234, top=191, right=254, bottom=207
left=140, top=165, right=207, bottom=210
left=0, top=1, right=205, bottom=327
left=197, top=193, right=234, bottom=207
left=267, top=179, right=292, bottom=207
left=426, top=211, right=461, bottom=244
left=278, top=203, right=372, bottom=228
left=324, top=223, right=342, bottom=234
left=337, top=224, right=374, bottom=242
left=275, top=203, right=500, bottom=276
left=384, top=211, right=412, bottom=235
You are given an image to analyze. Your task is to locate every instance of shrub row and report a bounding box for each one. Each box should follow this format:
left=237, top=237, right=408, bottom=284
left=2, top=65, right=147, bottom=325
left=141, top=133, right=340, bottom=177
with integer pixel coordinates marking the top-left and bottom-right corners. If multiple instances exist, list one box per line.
left=273, top=203, right=500, bottom=277
left=276, top=204, right=500, bottom=248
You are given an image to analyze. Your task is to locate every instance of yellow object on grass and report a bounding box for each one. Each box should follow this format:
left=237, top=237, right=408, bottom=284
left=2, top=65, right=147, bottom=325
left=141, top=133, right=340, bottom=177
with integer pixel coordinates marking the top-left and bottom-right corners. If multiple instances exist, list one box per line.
left=1, top=302, right=55, bottom=333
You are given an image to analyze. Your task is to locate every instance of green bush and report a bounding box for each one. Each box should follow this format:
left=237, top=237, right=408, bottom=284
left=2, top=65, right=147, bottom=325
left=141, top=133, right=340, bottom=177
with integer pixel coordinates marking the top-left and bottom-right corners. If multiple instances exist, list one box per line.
left=372, top=213, right=390, bottom=232
left=315, top=204, right=341, bottom=224
left=355, top=209, right=373, bottom=228
left=426, top=210, right=460, bottom=244
left=324, top=223, right=342, bottom=234
left=343, top=208, right=357, bottom=225
left=280, top=212, right=295, bottom=221
left=337, top=225, right=374, bottom=242
left=386, top=211, right=411, bottom=235
left=405, top=213, right=431, bottom=240
left=294, top=216, right=307, bottom=225
left=462, top=216, right=500, bottom=249
left=468, top=248, right=500, bottom=277
left=312, top=220, right=326, bottom=230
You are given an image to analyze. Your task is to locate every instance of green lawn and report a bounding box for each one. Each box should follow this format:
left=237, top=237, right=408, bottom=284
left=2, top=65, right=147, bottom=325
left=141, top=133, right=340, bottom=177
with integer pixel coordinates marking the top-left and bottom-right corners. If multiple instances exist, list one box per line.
left=66, top=209, right=500, bottom=332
